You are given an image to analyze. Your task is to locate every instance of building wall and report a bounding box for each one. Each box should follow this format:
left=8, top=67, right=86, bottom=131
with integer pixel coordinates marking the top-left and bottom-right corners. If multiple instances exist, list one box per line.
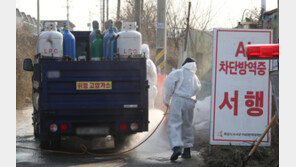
left=263, top=11, right=279, bottom=43
left=178, top=30, right=213, bottom=79
left=178, top=30, right=213, bottom=100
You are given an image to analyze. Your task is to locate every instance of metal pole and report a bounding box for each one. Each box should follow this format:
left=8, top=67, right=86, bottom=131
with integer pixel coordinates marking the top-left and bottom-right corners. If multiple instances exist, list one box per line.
left=135, top=0, right=141, bottom=31
left=260, top=0, right=266, bottom=28
left=117, top=0, right=121, bottom=20
left=89, top=11, right=91, bottom=31
left=107, top=0, right=109, bottom=20
left=103, top=0, right=105, bottom=30
left=261, top=0, right=266, bottom=12
left=67, top=0, right=70, bottom=28
left=156, top=0, right=166, bottom=74
left=209, top=144, right=212, bottom=155
left=184, top=1, right=191, bottom=52
left=37, top=0, right=40, bottom=33
left=141, top=0, right=144, bottom=14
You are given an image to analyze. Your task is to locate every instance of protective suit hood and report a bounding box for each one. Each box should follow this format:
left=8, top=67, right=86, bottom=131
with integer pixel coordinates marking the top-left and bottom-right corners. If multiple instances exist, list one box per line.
left=182, top=62, right=197, bottom=73
left=142, top=44, right=150, bottom=59
left=162, top=62, right=201, bottom=106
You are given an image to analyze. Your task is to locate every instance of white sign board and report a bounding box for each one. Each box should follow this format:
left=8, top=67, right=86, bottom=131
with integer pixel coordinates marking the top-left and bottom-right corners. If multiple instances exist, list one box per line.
left=210, top=29, right=272, bottom=146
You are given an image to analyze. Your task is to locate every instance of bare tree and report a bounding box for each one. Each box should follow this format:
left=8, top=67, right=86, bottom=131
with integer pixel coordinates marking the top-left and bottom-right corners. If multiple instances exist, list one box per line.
left=120, top=0, right=216, bottom=71
left=166, top=0, right=187, bottom=49
left=120, top=0, right=157, bottom=55
left=241, top=7, right=260, bottom=23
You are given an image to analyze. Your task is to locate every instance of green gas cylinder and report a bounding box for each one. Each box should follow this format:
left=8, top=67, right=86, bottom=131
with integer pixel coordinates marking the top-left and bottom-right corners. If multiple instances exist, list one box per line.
left=91, top=35, right=103, bottom=60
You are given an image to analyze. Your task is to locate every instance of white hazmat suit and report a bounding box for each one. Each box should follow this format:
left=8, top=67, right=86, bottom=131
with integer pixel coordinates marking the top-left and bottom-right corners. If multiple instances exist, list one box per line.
left=163, top=62, right=201, bottom=149
left=142, top=44, right=158, bottom=109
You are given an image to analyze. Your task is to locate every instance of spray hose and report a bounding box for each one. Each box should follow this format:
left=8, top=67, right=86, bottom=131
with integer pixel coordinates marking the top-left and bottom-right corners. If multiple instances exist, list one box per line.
left=16, top=106, right=170, bottom=156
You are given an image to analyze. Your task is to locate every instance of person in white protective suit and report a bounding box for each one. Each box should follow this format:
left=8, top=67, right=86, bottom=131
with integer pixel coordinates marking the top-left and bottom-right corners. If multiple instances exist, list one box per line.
left=142, top=44, right=158, bottom=109
left=162, top=57, right=202, bottom=161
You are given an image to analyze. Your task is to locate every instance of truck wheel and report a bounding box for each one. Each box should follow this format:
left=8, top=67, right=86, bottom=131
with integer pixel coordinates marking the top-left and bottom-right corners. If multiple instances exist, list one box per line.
left=49, top=136, right=61, bottom=148
left=114, top=135, right=128, bottom=151
left=33, top=124, right=40, bottom=139
left=40, top=138, right=50, bottom=148
left=40, top=136, right=61, bottom=148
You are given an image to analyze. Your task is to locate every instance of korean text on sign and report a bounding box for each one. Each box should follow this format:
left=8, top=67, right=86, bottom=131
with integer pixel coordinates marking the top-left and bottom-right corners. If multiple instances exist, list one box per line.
left=76, top=81, right=112, bottom=90
left=210, top=29, right=272, bottom=146
left=219, top=61, right=267, bottom=75
left=219, top=90, right=264, bottom=117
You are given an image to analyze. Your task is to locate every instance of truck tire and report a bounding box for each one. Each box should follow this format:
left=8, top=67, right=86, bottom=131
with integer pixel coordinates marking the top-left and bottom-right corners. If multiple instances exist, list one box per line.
left=40, top=135, right=61, bottom=148
left=40, top=138, right=50, bottom=148
left=114, top=135, right=128, bottom=151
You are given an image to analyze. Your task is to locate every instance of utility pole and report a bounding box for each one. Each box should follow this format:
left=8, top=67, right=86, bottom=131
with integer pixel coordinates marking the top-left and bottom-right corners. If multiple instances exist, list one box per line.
left=141, top=0, right=144, bottom=14
left=134, top=0, right=141, bottom=31
left=260, top=0, right=266, bottom=28
left=184, top=0, right=191, bottom=52
left=67, top=0, right=70, bottom=28
left=117, top=0, right=120, bottom=20
left=37, top=0, right=40, bottom=33
left=103, top=0, right=105, bottom=30
left=261, top=0, right=266, bottom=13
left=107, top=0, right=109, bottom=21
left=89, top=11, right=92, bottom=31
left=155, top=0, right=166, bottom=74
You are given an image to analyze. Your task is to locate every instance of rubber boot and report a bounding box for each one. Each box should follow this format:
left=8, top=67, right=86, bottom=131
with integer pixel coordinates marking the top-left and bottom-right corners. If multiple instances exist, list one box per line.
left=181, top=148, right=191, bottom=159
left=170, top=146, right=181, bottom=161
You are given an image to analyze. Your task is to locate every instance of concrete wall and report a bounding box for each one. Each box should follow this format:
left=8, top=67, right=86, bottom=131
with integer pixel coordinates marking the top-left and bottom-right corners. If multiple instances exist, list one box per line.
left=16, top=8, right=41, bottom=35
left=16, top=8, right=76, bottom=34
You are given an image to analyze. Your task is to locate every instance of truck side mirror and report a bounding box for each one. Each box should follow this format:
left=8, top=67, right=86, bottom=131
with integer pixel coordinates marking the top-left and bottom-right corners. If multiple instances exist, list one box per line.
left=23, top=58, right=34, bottom=71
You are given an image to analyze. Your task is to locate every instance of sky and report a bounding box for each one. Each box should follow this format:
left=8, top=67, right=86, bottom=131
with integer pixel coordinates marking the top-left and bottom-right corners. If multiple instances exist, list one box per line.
left=16, top=0, right=278, bottom=31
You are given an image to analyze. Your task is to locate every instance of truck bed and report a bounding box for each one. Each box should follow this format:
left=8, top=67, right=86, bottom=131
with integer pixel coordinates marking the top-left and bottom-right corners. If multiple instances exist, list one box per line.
left=34, top=58, right=149, bottom=136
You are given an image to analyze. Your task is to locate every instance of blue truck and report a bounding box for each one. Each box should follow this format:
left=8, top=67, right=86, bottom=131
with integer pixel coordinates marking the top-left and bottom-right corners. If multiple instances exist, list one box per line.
left=23, top=31, right=149, bottom=148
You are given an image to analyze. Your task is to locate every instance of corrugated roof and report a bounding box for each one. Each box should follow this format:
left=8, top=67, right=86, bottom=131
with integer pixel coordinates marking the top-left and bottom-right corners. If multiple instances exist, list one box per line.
left=264, top=8, right=278, bottom=16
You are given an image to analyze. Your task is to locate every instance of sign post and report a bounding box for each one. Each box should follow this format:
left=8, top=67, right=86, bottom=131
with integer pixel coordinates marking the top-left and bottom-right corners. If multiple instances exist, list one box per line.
left=210, top=29, right=273, bottom=146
